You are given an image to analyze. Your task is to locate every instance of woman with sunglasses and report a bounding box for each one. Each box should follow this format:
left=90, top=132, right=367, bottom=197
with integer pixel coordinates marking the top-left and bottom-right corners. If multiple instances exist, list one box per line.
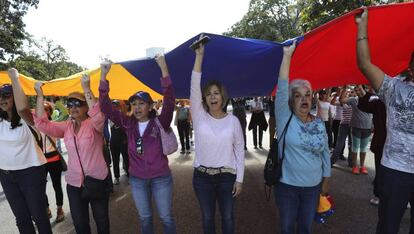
left=98, top=56, right=176, bottom=234
left=33, top=74, right=110, bottom=234
left=0, top=69, right=52, bottom=234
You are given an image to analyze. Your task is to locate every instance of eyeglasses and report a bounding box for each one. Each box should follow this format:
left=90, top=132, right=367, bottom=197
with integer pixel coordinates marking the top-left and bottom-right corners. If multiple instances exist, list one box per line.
left=136, top=137, right=144, bottom=155
left=0, top=93, right=12, bottom=99
left=66, top=99, right=86, bottom=108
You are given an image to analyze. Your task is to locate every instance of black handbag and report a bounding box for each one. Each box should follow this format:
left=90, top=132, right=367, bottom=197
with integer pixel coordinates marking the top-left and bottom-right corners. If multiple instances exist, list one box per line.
left=264, top=113, right=293, bottom=199
left=73, top=137, right=108, bottom=200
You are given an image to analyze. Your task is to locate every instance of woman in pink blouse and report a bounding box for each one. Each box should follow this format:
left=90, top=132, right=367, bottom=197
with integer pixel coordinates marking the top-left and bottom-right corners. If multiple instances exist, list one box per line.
left=34, top=75, right=110, bottom=234
left=190, top=37, right=245, bottom=234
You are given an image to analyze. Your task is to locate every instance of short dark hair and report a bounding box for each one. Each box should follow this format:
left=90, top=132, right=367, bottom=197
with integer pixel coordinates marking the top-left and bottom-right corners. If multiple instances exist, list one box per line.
left=201, top=80, right=228, bottom=111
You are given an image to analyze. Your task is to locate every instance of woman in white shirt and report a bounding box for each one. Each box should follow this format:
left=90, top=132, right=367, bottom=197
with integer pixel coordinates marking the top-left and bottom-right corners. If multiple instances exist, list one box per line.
left=190, top=37, right=245, bottom=234
left=317, top=90, right=333, bottom=148
left=0, top=69, right=52, bottom=234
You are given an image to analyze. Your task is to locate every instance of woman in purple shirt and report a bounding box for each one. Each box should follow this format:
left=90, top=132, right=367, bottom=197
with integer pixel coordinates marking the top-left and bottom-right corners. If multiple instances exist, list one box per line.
left=98, top=56, right=176, bottom=234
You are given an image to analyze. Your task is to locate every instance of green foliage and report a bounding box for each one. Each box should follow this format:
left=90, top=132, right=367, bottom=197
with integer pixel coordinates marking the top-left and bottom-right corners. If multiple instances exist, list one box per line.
left=0, top=0, right=39, bottom=69
left=225, top=0, right=410, bottom=41
left=9, top=37, right=84, bottom=81
left=300, top=0, right=408, bottom=32
left=225, top=0, right=306, bottom=41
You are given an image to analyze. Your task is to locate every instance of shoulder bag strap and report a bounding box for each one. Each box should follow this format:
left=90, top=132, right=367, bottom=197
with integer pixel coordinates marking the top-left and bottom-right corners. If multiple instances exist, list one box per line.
left=28, top=125, right=43, bottom=149
left=73, top=136, right=86, bottom=177
left=280, top=113, right=293, bottom=162
left=45, top=135, right=59, bottom=153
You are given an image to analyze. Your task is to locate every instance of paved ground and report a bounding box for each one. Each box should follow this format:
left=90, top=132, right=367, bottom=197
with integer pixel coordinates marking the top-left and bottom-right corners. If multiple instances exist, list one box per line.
left=0, top=113, right=411, bottom=234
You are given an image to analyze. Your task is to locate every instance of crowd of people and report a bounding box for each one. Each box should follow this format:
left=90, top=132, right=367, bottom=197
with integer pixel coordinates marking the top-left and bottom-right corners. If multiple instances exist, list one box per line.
left=0, top=7, right=413, bottom=234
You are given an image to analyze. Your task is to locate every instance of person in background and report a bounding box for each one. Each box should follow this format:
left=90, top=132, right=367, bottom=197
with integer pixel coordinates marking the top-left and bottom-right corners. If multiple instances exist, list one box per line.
left=190, top=37, right=245, bottom=234
left=331, top=88, right=354, bottom=165
left=108, top=99, right=129, bottom=185
left=99, top=55, right=177, bottom=234
left=0, top=69, right=52, bottom=234
left=175, top=100, right=192, bottom=154
left=274, top=42, right=330, bottom=234
left=248, top=96, right=268, bottom=149
left=267, top=96, right=276, bottom=149
left=330, top=89, right=342, bottom=149
left=231, top=97, right=247, bottom=150
left=356, top=8, right=414, bottom=233
left=51, top=97, right=69, bottom=153
left=42, top=102, right=65, bottom=222
left=317, top=89, right=333, bottom=149
left=34, top=74, right=110, bottom=234
left=357, top=89, right=385, bottom=206
left=340, top=85, right=372, bottom=175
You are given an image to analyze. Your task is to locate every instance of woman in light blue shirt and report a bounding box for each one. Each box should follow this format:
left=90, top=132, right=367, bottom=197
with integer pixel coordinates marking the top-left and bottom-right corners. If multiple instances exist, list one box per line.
left=274, top=42, right=331, bottom=234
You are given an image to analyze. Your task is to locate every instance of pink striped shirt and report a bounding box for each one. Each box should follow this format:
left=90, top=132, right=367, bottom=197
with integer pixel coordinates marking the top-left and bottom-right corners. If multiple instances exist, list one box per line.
left=34, top=103, right=108, bottom=187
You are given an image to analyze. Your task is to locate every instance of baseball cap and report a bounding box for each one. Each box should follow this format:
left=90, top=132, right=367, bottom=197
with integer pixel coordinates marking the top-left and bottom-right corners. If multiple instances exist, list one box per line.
left=128, top=91, right=153, bottom=104
left=0, top=84, right=13, bottom=95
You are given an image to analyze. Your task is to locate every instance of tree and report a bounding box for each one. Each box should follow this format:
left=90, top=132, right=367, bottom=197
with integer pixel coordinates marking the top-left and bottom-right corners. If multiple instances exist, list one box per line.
left=225, top=0, right=410, bottom=41
left=300, top=0, right=408, bottom=32
left=11, top=37, right=84, bottom=81
left=0, top=0, right=39, bottom=69
left=224, top=0, right=306, bottom=41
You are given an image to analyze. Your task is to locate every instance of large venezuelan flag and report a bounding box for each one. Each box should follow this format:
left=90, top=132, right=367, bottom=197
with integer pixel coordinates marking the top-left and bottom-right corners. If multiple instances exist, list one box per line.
left=1, top=2, right=413, bottom=99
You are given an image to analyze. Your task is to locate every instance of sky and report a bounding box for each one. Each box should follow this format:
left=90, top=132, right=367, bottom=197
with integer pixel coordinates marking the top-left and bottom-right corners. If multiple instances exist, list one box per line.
left=24, top=0, right=251, bottom=69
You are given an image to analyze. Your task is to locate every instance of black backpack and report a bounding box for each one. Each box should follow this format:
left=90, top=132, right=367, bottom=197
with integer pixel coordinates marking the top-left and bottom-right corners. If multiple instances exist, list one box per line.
left=264, top=113, right=293, bottom=200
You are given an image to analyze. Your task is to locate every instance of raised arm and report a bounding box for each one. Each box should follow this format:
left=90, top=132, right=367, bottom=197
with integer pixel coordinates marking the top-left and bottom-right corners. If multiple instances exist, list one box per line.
left=99, top=60, right=130, bottom=130
left=8, top=68, right=34, bottom=126
left=81, top=74, right=97, bottom=108
left=278, top=41, right=296, bottom=82
left=155, top=55, right=176, bottom=130
left=275, top=42, right=296, bottom=128
left=33, top=82, right=66, bottom=138
left=190, top=36, right=206, bottom=125
left=356, top=8, right=384, bottom=91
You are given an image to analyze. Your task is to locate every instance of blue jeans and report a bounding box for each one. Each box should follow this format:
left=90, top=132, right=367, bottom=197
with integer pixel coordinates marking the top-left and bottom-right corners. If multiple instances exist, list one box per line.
left=376, top=165, right=414, bottom=234
left=129, top=174, right=176, bottom=234
left=0, top=166, right=52, bottom=234
left=66, top=184, right=110, bottom=234
left=274, top=182, right=321, bottom=234
left=193, top=169, right=236, bottom=234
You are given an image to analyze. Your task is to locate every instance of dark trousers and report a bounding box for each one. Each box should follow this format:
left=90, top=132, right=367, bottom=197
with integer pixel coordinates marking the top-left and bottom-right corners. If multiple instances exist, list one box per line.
left=110, top=141, right=129, bottom=178
left=376, top=165, right=414, bottom=234
left=324, top=121, right=333, bottom=148
left=274, top=182, right=321, bottom=234
left=177, top=120, right=190, bottom=151
left=332, top=119, right=340, bottom=148
left=45, top=160, right=64, bottom=207
left=193, top=170, right=236, bottom=234
left=252, top=125, right=263, bottom=147
left=67, top=184, right=110, bottom=234
left=0, top=166, right=52, bottom=234
left=373, top=149, right=383, bottom=198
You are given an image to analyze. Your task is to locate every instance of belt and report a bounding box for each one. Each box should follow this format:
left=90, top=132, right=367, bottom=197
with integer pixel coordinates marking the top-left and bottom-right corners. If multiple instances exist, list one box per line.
left=196, top=166, right=236, bottom=175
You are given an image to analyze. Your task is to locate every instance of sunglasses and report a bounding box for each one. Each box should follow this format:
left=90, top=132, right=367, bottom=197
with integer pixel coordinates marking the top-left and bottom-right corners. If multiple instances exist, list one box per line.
left=136, top=137, right=144, bottom=155
left=66, top=99, right=86, bottom=108
left=0, top=93, right=12, bottom=99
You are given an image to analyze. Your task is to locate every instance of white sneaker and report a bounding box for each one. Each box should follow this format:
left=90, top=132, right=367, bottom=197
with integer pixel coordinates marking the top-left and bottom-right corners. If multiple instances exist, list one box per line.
left=370, top=197, right=379, bottom=206
left=408, top=203, right=411, bottom=209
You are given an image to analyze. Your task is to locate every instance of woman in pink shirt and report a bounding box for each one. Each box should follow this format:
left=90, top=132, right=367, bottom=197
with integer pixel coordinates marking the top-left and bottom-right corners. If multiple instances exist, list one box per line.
left=34, top=75, right=110, bottom=234
left=190, top=37, right=245, bottom=234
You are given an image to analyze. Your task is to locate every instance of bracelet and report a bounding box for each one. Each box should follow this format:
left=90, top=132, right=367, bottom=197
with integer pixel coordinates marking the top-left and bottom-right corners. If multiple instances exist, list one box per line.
left=357, top=36, right=368, bottom=42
